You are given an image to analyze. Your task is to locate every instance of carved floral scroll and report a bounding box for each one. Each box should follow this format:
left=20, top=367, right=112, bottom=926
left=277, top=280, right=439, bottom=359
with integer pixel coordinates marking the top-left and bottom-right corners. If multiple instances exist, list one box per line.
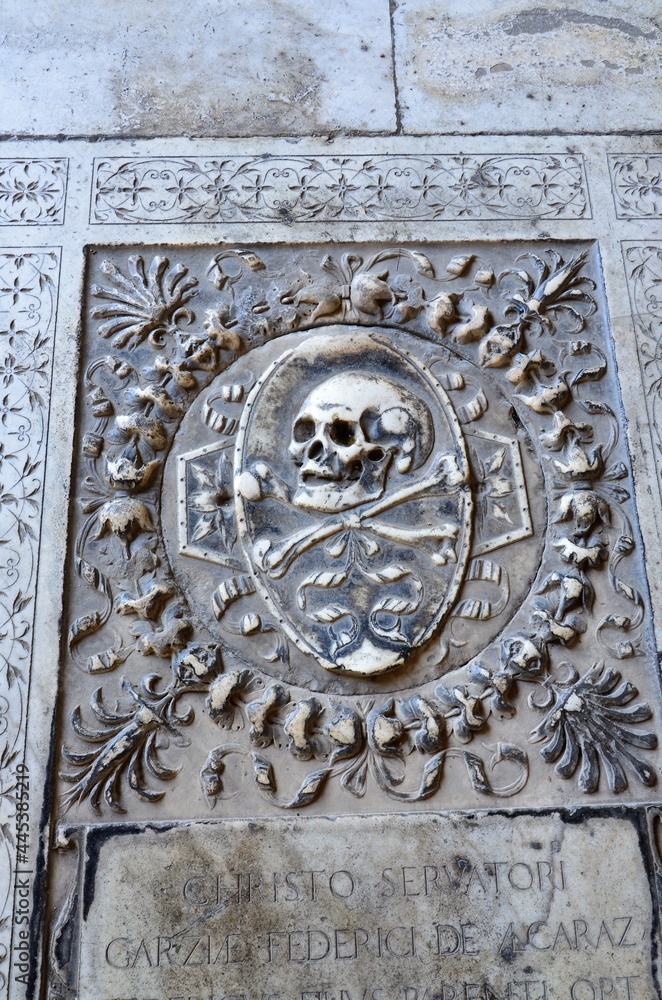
left=58, top=242, right=656, bottom=818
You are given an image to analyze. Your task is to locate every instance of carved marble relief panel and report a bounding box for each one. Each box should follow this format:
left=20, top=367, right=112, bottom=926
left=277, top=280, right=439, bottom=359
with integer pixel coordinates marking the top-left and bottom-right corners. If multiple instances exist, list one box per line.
left=56, top=239, right=660, bottom=827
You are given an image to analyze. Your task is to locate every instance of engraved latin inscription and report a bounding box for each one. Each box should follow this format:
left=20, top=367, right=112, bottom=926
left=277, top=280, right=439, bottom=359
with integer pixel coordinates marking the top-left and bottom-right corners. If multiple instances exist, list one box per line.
left=74, top=813, right=655, bottom=1000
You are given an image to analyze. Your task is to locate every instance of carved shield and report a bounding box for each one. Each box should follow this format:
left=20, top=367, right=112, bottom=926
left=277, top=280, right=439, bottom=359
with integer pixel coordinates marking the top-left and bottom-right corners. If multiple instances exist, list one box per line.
left=234, top=329, right=473, bottom=675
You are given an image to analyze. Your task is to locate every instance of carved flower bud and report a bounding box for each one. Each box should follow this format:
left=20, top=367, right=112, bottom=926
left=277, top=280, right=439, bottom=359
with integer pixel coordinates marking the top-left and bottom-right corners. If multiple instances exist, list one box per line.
left=501, top=634, right=546, bottom=677
left=207, top=671, right=247, bottom=727
left=246, top=684, right=288, bottom=748
left=553, top=444, right=603, bottom=480
left=506, top=350, right=545, bottom=386
left=410, top=696, right=445, bottom=754
left=203, top=309, right=243, bottom=351
left=478, top=323, right=522, bottom=368
left=531, top=606, right=585, bottom=646
left=94, top=497, right=154, bottom=555
left=367, top=700, right=405, bottom=755
left=516, top=377, right=569, bottom=415
left=434, top=685, right=485, bottom=744
left=284, top=698, right=321, bottom=760
left=109, top=358, right=133, bottom=379
left=172, top=644, right=221, bottom=685
left=350, top=273, right=393, bottom=315
left=325, top=702, right=363, bottom=758
left=82, top=432, right=104, bottom=457
left=89, top=386, right=113, bottom=417
left=103, top=445, right=160, bottom=492
left=540, top=411, right=592, bottom=451
left=154, top=354, right=198, bottom=389
left=474, top=266, right=495, bottom=286
left=240, top=612, right=263, bottom=635
left=468, top=663, right=515, bottom=717
left=445, top=254, right=474, bottom=276
left=200, top=747, right=225, bottom=801
left=115, top=414, right=168, bottom=451
left=553, top=536, right=608, bottom=568
left=452, top=304, right=491, bottom=345
left=558, top=490, right=609, bottom=534
left=425, top=292, right=458, bottom=335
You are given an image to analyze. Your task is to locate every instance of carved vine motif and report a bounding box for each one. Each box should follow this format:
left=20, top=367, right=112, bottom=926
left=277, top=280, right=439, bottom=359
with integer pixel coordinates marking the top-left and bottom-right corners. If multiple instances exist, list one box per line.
left=60, top=245, right=656, bottom=816
left=609, top=155, right=662, bottom=219
left=0, top=160, right=68, bottom=226
left=91, top=154, right=589, bottom=224
left=0, top=250, right=60, bottom=990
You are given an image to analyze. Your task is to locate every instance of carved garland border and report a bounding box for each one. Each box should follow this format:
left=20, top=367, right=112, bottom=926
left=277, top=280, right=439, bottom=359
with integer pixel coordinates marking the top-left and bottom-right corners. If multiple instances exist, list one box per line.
left=59, top=244, right=655, bottom=818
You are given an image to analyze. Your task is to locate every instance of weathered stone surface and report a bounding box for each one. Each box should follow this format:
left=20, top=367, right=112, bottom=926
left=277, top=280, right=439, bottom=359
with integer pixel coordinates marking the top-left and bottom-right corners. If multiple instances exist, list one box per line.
left=73, top=811, right=656, bottom=1000
left=393, top=0, right=662, bottom=134
left=0, top=0, right=395, bottom=137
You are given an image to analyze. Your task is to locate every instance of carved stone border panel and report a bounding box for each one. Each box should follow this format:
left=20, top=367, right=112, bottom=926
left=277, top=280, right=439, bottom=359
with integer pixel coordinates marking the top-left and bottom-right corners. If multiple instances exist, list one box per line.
left=609, top=156, right=662, bottom=219
left=0, top=249, right=61, bottom=997
left=622, top=243, right=662, bottom=508
left=90, top=154, right=591, bottom=224
left=0, top=162, right=68, bottom=226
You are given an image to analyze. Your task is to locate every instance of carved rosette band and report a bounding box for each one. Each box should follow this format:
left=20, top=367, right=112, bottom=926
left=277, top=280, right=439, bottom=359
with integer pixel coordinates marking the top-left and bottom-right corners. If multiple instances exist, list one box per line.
left=59, top=243, right=656, bottom=818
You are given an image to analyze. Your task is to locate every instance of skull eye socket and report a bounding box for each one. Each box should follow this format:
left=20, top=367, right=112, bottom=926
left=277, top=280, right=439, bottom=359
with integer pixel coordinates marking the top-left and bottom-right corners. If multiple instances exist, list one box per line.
left=293, top=417, right=315, bottom=443
left=329, top=420, right=357, bottom=447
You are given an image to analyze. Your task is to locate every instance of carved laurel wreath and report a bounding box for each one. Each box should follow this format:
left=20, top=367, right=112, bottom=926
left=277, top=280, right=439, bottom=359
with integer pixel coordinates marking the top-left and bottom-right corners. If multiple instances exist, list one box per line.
left=59, top=245, right=656, bottom=816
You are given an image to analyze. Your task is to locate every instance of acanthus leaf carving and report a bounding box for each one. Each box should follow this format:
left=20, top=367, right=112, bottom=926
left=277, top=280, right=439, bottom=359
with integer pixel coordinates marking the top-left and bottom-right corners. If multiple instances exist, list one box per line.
left=59, top=242, right=657, bottom=817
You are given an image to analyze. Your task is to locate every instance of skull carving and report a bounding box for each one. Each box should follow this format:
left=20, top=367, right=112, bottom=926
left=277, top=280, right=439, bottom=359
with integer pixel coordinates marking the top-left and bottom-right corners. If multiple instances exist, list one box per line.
left=289, top=372, right=434, bottom=511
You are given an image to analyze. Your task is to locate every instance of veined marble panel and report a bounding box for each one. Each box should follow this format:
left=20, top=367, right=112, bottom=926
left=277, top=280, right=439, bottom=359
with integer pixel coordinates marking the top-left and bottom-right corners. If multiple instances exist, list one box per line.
left=393, top=1, right=662, bottom=134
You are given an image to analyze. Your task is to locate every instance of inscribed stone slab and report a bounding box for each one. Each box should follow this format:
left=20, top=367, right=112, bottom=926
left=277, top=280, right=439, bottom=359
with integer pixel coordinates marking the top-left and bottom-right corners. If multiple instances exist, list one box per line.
left=73, top=812, right=655, bottom=1000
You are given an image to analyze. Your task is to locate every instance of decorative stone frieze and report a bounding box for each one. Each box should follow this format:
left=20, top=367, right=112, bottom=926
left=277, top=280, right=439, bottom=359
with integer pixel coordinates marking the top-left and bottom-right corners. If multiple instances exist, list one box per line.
left=91, top=154, right=590, bottom=224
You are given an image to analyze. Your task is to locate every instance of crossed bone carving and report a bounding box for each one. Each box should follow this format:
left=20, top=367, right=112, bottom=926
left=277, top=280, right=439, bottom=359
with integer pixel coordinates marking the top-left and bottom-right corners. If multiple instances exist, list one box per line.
left=241, top=453, right=468, bottom=579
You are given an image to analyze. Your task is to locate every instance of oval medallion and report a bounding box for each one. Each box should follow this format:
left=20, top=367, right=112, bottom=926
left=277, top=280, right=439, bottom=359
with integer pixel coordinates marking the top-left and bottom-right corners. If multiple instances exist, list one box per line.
left=234, top=328, right=473, bottom=675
